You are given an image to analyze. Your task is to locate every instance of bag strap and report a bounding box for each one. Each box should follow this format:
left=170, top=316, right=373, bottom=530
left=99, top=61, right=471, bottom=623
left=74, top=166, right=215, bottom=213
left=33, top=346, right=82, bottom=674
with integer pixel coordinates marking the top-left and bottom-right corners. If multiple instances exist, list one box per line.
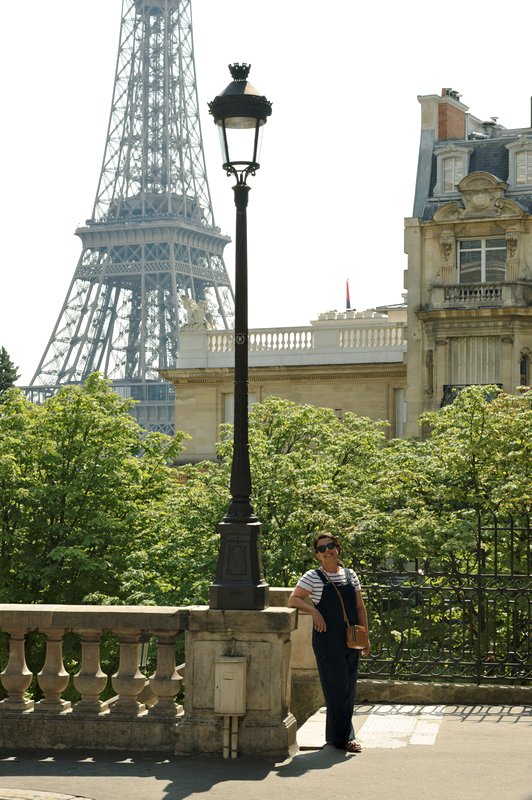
left=314, top=568, right=328, bottom=585
left=320, top=569, right=350, bottom=625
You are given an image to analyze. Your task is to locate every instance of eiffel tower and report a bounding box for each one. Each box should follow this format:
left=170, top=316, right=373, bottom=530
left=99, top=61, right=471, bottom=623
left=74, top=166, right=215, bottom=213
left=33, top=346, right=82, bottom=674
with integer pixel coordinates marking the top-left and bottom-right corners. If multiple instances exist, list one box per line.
left=28, top=0, right=234, bottom=434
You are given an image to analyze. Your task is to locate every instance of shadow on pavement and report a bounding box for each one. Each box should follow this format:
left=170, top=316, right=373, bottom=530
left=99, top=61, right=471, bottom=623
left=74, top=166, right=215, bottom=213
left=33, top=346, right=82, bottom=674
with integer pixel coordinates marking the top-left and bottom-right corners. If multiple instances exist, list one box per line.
left=1, top=706, right=530, bottom=800
left=0, top=746, right=349, bottom=800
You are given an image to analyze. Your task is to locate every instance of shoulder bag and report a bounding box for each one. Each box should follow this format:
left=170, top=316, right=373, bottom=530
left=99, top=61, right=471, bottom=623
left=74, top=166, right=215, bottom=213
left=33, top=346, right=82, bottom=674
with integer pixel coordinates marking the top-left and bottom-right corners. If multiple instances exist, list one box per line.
left=321, top=569, right=369, bottom=650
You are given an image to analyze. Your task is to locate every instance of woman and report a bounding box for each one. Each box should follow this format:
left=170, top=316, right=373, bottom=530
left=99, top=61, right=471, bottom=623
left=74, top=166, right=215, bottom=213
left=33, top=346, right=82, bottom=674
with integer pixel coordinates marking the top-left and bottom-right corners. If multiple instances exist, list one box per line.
left=288, top=534, right=370, bottom=753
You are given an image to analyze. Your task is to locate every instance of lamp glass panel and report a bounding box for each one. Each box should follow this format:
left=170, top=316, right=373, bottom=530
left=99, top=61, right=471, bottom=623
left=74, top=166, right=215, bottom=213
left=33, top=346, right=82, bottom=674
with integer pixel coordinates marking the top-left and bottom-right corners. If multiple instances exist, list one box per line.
left=217, top=119, right=264, bottom=166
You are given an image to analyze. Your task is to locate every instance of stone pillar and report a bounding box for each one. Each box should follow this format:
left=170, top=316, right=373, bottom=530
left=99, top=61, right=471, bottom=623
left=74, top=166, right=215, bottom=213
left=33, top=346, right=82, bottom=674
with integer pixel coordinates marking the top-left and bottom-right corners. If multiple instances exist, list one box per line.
left=500, top=335, right=515, bottom=391
left=110, top=632, right=147, bottom=716
left=73, top=631, right=109, bottom=715
left=175, top=607, right=298, bottom=758
left=147, top=632, right=183, bottom=717
left=268, top=589, right=323, bottom=726
left=434, top=337, right=449, bottom=408
left=34, top=629, right=71, bottom=714
left=0, top=630, right=34, bottom=712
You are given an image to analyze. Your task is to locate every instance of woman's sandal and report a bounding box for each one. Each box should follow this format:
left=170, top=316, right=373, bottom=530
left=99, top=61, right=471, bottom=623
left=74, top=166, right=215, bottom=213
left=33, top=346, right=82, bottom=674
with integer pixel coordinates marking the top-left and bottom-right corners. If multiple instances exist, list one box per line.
left=344, top=740, right=362, bottom=753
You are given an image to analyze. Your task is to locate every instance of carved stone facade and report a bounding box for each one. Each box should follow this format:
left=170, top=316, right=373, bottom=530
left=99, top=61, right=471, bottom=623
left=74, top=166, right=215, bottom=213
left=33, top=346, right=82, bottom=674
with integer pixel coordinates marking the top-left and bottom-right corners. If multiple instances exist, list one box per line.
left=163, top=92, right=532, bottom=449
left=404, top=90, right=532, bottom=434
left=161, top=309, right=407, bottom=462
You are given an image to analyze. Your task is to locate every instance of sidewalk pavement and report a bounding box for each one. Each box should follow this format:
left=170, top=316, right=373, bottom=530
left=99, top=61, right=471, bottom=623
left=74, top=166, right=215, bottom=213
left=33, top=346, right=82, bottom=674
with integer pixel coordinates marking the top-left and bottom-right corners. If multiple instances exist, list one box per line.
left=1, top=704, right=531, bottom=800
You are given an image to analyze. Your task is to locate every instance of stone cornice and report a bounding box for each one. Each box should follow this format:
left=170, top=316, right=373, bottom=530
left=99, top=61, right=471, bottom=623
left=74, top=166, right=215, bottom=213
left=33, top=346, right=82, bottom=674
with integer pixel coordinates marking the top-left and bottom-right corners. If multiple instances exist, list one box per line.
left=416, top=306, right=532, bottom=322
left=161, top=362, right=406, bottom=386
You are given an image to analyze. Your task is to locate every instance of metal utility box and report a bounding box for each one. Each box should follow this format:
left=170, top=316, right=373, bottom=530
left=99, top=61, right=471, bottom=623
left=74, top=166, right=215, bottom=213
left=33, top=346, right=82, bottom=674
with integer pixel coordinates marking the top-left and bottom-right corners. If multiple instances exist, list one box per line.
left=214, top=656, right=247, bottom=715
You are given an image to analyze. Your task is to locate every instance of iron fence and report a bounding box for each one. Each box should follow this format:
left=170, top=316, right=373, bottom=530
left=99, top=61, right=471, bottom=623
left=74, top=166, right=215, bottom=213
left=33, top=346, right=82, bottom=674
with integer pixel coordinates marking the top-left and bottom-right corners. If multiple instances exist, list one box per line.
left=355, top=514, right=531, bottom=685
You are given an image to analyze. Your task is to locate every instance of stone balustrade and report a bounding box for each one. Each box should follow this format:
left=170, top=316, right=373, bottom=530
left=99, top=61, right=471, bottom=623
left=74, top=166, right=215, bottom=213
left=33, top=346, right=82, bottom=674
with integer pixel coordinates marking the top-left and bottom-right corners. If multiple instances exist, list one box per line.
left=208, top=328, right=315, bottom=353
left=177, top=313, right=406, bottom=370
left=430, top=281, right=532, bottom=309
left=2, top=596, right=523, bottom=756
left=0, top=598, right=301, bottom=758
left=0, top=604, right=190, bottom=752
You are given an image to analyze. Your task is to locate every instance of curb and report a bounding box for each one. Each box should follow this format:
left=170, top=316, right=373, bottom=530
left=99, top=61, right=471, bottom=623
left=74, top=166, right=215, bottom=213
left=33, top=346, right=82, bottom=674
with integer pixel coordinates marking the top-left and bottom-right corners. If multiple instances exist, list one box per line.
left=0, top=791, right=90, bottom=800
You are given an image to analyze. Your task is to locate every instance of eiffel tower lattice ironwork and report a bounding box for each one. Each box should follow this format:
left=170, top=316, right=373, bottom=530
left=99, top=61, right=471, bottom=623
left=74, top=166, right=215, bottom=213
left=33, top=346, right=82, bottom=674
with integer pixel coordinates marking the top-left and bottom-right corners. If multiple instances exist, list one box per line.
left=28, top=0, right=234, bottom=434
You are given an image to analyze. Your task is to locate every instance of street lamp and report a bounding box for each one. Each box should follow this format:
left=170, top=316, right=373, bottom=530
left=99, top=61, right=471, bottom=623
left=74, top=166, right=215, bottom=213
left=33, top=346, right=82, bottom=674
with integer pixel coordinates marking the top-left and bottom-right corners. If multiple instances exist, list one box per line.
left=208, top=63, right=272, bottom=610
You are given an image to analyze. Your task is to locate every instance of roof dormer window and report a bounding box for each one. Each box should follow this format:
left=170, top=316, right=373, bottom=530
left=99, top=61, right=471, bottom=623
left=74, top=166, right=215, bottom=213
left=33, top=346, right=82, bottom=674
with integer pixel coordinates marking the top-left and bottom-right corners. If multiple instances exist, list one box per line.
left=443, top=156, right=464, bottom=192
left=516, top=151, right=532, bottom=186
left=433, top=144, right=472, bottom=196
left=506, top=134, right=532, bottom=189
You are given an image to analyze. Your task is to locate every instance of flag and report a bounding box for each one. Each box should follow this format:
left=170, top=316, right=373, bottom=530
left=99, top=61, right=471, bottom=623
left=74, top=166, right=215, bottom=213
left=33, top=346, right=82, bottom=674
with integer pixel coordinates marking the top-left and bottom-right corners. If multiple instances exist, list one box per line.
left=346, top=279, right=351, bottom=310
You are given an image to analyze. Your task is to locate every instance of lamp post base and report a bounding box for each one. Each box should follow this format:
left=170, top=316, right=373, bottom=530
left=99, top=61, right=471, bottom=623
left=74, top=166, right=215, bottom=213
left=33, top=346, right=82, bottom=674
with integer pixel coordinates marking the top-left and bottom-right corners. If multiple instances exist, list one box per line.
left=209, top=519, right=269, bottom=610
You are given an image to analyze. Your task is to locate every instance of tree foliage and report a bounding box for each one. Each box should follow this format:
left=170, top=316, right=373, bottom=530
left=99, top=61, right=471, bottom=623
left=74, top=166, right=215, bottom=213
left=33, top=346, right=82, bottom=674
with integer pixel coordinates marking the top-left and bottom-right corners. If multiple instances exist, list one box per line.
left=361, top=386, right=532, bottom=564
left=0, top=374, right=184, bottom=604
left=140, top=389, right=530, bottom=603
left=0, top=347, right=19, bottom=400
left=1, top=383, right=529, bottom=609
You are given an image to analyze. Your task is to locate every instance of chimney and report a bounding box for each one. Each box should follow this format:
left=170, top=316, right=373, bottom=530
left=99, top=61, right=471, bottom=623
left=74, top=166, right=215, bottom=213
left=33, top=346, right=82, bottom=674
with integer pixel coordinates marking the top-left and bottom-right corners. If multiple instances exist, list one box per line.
left=438, top=88, right=467, bottom=141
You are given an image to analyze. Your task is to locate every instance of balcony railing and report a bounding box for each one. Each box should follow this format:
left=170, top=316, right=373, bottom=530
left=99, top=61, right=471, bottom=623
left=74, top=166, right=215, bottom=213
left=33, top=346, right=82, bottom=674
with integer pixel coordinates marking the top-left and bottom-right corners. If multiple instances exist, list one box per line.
left=175, top=318, right=406, bottom=370
left=429, top=281, right=531, bottom=310
left=444, top=283, right=503, bottom=304
left=208, top=328, right=314, bottom=354
left=338, top=326, right=405, bottom=348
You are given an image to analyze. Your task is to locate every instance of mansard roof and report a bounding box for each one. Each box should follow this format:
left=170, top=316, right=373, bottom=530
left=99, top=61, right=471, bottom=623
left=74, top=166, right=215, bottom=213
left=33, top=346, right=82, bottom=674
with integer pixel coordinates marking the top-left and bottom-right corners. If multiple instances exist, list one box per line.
left=421, top=131, right=532, bottom=220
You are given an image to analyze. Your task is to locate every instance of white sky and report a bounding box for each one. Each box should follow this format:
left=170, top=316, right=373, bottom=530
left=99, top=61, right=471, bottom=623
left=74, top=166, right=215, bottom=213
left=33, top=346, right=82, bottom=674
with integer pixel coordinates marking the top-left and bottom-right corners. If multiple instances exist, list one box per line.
left=1, top=0, right=531, bottom=383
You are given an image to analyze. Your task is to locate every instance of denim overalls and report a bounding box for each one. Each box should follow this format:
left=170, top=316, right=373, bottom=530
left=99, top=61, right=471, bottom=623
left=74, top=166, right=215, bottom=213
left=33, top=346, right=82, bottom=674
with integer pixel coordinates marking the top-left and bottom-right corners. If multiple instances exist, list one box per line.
left=312, top=568, right=360, bottom=746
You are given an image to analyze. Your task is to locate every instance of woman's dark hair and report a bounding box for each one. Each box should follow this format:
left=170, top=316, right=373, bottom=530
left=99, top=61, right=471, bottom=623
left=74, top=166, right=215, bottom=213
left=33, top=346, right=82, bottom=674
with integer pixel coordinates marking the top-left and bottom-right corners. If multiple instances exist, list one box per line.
left=313, top=534, right=342, bottom=554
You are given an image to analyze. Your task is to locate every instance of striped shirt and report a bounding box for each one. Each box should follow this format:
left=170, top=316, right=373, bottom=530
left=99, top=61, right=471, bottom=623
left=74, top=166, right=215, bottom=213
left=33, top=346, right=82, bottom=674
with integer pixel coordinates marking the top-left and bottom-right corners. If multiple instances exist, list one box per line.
left=297, top=567, right=361, bottom=606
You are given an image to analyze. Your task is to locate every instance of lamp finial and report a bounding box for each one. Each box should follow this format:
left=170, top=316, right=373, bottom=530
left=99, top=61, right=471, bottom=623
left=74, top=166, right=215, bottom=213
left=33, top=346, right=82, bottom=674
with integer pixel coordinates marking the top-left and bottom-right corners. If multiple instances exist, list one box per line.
left=229, top=63, right=251, bottom=81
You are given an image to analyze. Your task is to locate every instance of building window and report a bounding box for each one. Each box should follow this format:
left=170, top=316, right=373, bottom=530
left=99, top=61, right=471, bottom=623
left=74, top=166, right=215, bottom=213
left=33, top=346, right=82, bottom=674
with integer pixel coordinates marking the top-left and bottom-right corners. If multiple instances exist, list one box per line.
left=223, top=392, right=257, bottom=423
left=516, top=152, right=532, bottom=185
left=520, top=352, right=531, bottom=386
left=443, top=156, right=464, bottom=192
left=458, top=239, right=506, bottom=283
left=433, top=144, right=472, bottom=196
left=506, top=135, right=532, bottom=189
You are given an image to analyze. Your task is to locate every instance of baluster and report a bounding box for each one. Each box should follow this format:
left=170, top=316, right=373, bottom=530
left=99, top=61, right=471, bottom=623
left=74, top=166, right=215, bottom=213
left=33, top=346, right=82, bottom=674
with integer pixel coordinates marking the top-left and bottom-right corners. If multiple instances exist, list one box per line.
left=73, top=631, right=109, bottom=715
left=34, top=629, right=71, bottom=714
left=0, top=629, right=34, bottom=712
left=110, top=632, right=147, bottom=716
left=147, top=633, right=183, bottom=717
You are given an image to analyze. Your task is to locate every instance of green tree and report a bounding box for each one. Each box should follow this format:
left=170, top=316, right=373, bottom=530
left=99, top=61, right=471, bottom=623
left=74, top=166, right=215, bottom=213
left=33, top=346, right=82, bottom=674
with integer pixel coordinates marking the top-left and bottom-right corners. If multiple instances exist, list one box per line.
left=0, top=347, right=19, bottom=400
left=364, top=385, right=532, bottom=564
left=0, top=373, right=185, bottom=604
left=117, top=397, right=389, bottom=605
left=2, top=384, right=528, bottom=608
left=419, top=385, right=531, bottom=513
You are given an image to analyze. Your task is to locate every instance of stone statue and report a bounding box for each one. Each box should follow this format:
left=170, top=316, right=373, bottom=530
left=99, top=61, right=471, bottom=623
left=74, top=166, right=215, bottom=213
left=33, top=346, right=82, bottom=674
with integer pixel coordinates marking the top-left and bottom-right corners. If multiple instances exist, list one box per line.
left=181, top=295, right=213, bottom=328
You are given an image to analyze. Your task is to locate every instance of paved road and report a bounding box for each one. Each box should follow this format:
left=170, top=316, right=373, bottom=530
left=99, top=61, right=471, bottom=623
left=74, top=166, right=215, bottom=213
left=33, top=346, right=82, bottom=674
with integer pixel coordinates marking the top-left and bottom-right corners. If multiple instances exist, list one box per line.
left=1, top=704, right=531, bottom=800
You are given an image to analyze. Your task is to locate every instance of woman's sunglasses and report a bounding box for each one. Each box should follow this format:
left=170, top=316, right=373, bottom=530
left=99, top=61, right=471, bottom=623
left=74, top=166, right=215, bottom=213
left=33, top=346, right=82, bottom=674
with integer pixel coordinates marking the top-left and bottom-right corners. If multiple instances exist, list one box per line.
left=315, top=542, right=338, bottom=553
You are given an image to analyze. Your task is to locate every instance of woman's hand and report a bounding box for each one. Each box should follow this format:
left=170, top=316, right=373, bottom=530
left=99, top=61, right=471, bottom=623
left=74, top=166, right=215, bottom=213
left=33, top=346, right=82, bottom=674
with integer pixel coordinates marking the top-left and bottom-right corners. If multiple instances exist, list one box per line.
left=312, top=609, right=327, bottom=633
left=361, top=640, right=371, bottom=657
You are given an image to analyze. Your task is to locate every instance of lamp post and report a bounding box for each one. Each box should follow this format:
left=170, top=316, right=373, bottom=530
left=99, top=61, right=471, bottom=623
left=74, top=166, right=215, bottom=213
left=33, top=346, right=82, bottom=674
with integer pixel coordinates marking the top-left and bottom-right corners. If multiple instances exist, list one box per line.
left=208, top=64, right=272, bottom=610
